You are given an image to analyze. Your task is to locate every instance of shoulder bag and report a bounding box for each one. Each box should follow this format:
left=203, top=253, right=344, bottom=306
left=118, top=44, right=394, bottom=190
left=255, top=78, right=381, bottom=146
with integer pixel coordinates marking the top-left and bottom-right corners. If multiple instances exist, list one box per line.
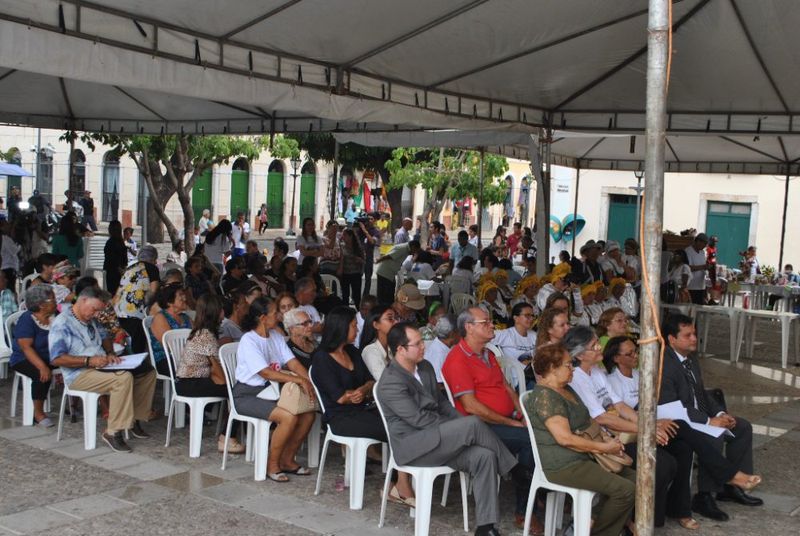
left=577, top=420, right=634, bottom=473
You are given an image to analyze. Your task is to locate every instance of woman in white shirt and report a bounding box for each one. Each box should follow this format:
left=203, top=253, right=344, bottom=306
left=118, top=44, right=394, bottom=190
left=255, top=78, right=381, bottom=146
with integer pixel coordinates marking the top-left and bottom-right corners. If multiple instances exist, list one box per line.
left=295, top=217, right=323, bottom=263
left=407, top=250, right=436, bottom=281
left=233, top=296, right=316, bottom=483
left=602, top=336, right=640, bottom=410
left=667, top=249, right=692, bottom=303
left=357, top=304, right=397, bottom=380
left=492, top=302, right=537, bottom=362
left=203, top=219, right=234, bottom=272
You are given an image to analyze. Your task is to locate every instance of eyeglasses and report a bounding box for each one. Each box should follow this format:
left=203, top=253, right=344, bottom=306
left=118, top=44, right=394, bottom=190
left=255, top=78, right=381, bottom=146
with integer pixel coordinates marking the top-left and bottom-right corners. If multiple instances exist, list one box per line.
left=468, top=319, right=492, bottom=326
left=297, top=320, right=313, bottom=327
left=403, top=341, right=424, bottom=349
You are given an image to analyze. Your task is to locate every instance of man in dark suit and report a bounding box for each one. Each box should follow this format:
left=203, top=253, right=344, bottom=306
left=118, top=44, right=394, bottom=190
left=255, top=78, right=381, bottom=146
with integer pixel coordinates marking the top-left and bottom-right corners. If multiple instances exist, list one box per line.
left=660, top=314, right=763, bottom=521
left=376, top=322, right=520, bottom=536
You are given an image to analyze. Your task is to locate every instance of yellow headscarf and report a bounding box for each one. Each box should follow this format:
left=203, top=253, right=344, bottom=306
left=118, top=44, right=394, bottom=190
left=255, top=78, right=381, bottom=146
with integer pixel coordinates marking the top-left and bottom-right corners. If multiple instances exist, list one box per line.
left=515, top=274, right=540, bottom=297
left=581, top=281, right=603, bottom=298
left=477, top=280, right=500, bottom=303
left=542, top=262, right=570, bottom=284
left=610, top=277, right=628, bottom=290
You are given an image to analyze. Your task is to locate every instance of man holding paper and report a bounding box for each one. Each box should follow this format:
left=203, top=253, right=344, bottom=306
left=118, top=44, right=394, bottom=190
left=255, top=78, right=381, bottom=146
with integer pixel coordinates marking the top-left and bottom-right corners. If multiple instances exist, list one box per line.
left=660, top=314, right=763, bottom=521
left=50, top=287, right=156, bottom=453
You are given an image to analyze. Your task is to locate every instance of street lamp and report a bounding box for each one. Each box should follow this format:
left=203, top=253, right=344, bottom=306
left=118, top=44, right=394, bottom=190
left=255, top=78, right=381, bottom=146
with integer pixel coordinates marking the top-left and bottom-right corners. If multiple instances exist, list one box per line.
left=632, top=170, right=645, bottom=242
left=285, top=155, right=302, bottom=237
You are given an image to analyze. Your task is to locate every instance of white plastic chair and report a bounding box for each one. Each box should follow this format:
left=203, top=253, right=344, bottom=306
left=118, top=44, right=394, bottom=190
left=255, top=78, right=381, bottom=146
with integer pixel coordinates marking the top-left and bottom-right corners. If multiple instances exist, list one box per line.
left=373, top=384, right=469, bottom=536
left=163, top=329, right=227, bottom=458
left=320, top=273, right=342, bottom=299
left=16, top=271, right=39, bottom=303
left=486, top=342, right=528, bottom=397
left=0, top=308, right=11, bottom=379
left=57, top=384, right=102, bottom=450
left=310, top=365, right=386, bottom=510
left=734, top=309, right=799, bottom=368
left=449, top=293, right=476, bottom=316
left=218, top=342, right=272, bottom=481
left=142, top=316, right=171, bottom=416
left=520, top=391, right=596, bottom=536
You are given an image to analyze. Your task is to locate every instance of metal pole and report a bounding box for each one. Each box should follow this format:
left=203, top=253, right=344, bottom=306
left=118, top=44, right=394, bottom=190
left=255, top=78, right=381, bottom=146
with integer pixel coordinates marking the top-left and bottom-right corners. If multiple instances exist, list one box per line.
left=330, top=140, right=340, bottom=221
left=636, top=1, right=669, bottom=535
left=544, top=131, right=552, bottom=264
left=35, top=128, right=42, bottom=194
left=571, top=164, right=581, bottom=258
left=634, top=173, right=643, bottom=242
left=778, top=171, right=791, bottom=269
left=530, top=136, right=548, bottom=276
left=477, top=147, right=485, bottom=249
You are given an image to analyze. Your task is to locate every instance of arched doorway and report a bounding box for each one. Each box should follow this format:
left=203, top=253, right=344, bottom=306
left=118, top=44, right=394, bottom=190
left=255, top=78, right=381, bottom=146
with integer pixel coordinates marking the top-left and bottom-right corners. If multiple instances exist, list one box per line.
left=299, top=161, right=316, bottom=224
left=192, top=168, right=213, bottom=223
left=70, top=149, right=86, bottom=195
left=230, top=157, right=250, bottom=220
left=102, top=151, right=120, bottom=221
left=266, top=160, right=284, bottom=228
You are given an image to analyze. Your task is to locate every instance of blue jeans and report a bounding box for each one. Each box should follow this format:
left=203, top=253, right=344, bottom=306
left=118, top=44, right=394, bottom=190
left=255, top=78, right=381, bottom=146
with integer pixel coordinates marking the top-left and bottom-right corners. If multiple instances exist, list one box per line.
left=489, top=423, right=534, bottom=514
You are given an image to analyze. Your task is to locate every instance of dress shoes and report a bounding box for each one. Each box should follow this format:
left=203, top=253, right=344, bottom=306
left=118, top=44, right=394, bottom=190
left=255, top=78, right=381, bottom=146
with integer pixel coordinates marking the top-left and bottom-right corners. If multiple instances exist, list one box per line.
left=691, top=492, right=729, bottom=521
left=716, top=484, right=764, bottom=506
left=474, top=525, right=501, bottom=536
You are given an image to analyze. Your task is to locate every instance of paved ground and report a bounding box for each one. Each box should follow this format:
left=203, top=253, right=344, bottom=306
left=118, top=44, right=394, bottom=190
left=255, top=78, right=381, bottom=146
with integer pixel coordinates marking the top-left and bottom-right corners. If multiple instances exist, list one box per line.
left=1, top=316, right=800, bottom=535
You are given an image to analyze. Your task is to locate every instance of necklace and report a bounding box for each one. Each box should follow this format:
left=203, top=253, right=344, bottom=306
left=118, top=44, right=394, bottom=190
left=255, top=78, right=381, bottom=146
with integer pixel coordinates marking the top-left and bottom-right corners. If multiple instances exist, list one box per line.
left=31, top=314, right=52, bottom=330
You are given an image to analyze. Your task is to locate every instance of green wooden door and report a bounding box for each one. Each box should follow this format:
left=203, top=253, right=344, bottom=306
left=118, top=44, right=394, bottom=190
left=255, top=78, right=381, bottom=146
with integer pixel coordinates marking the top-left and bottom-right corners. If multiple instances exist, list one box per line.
left=192, top=169, right=213, bottom=222
left=299, top=173, right=316, bottom=223
left=607, top=194, right=637, bottom=244
left=230, top=169, right=249, bottom=220
left=706, top=201, right=751, bottom=267
left=266, top=171, right=284, bottom=229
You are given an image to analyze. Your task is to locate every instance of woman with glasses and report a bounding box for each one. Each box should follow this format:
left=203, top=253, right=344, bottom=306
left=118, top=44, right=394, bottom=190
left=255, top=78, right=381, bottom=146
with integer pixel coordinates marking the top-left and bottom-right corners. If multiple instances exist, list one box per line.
left=524, top=343, right=635, bottom=536
left=596, top=307, right=629, bottom=350
left=283, top=307, right=317, bottom=369
left=492, top=303, right=537, bottom=389
left=358, top=304, right=397, bottom=380
left=602, top=336, right=641, bottom=410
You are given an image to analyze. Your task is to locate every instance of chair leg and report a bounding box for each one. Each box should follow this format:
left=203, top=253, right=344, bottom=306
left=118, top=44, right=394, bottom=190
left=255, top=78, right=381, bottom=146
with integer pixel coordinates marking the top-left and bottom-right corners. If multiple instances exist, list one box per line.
left=378, top=461, right=394, bottom=528
left=781, top=317, right=790, bottom=369
left=162, top=381, right=170, bottom=416
left=573, top=492, right=594, bottom=536
left=245, top=422, right=254, bottom=462
left=56, top=390, right=68, bottom=441
left=747, top=318, right=757, bottom=357
left=254, top=421, right=269, bottom=481
left=307, top=414, right=321, bottom=468
left=175, top=401, right=186, bottom=429
left=314, top=436, right=332, bottom=495
left=214, top=401, right=226, bottom=436
left=21, top=377, right=33, bottom=426
left=441, top=473, right=451, bottom=507
left=10, top=372, right=19, bottom=417
left=701, top=314, right=711, bottom=354
left=382, top=443, right=389, bottom=473
left=164, top=398, right=176, bottom=447
left=83, top=395, right=98, bottom=450
left=188, top=401, right=207, bottom=458
left=413, top=472, right=435, bottom=536
left=221, top=416, right=234, bottom=470
left=458, top=472, right=469, bottom=532
left=349, top=443, right=369, bottom=510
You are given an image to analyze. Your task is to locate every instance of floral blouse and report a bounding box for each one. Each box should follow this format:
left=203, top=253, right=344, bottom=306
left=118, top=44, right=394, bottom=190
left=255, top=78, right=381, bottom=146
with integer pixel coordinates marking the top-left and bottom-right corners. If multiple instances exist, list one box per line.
left=177, top=329, right=219, bottom=379
left=114, top=261, right=158, bottom=319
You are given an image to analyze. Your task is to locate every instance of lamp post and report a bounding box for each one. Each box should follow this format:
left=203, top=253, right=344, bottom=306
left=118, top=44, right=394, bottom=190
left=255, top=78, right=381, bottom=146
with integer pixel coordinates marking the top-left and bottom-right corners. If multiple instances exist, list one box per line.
left=286, top=155, right=302, bottom=237
left=633, top=170, right=645, bottom=241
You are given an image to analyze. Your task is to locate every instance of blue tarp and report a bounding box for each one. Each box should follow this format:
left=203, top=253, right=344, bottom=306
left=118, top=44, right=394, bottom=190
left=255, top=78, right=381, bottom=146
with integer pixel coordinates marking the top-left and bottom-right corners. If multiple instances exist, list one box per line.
left=0, top=162, right=33, bottom=176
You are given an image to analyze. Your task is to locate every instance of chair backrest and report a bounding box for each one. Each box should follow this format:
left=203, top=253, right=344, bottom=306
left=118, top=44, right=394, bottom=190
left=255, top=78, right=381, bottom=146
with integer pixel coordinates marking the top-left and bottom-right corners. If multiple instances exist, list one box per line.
left=320, top=274, right=341, bottom=298
left=0, top=308, right=7, bottom=352
left=218, top=342, right=239, bottom=408
left=448, top=276, right=472, bottom=296
left=162, top=328, right=192, bottom=388
left=184, top=310, right=196, bottom=321
left=441, top=374, right=457, bottom=406
left=17, top=271, right=38, bottom=301
left=308, top=365, right=328, bottom=415
left=142, top=316, right=158, bottom=371
left=519, top=390, right=551, bottom=484
left=372, top=383, right=397, bottom=458
left=4, top=310, right=25, bottom=348
left=486, top=342, right=527, bottom=397
left=450, top=293, right=476, bottom=315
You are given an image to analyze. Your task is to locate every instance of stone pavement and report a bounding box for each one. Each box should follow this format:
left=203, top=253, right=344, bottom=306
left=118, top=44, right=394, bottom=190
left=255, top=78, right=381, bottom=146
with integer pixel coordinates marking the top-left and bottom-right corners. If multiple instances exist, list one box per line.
left=1, top=315, right=800, bottom=535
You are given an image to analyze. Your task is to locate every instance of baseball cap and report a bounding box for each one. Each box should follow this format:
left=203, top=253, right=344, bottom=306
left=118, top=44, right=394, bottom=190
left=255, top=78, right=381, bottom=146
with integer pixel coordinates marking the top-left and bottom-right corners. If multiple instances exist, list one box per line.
left=396, top=283, right=425, bottom=310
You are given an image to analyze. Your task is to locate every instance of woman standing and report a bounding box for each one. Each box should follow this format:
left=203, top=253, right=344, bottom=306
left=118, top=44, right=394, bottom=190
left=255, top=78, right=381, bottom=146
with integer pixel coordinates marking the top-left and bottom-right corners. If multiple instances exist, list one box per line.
left=104, top=220, right=128, bottom=294
left=319, top=221, right=342, bottom=275
left=258, top=204, right=269, bottom=235
left=115, top=245, right=161, bottom=353
left=51, top=212, right=84, bottom=267
left=234, top=297, right=316, bottom=482
left=203, top=219, right=234, bottom=273
left=339, top=228, right=365, bottom=308
left=295, top=217, right=323, bottom=263
left=667, top=250, right=692, bottom=304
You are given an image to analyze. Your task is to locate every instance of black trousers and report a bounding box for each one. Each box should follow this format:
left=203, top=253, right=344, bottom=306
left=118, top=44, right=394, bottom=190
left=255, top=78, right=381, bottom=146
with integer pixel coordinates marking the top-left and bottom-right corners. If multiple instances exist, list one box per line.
left=119, top=316, right=148, bottom=354
left=363, top=257, right=374, bottom=298
left=339, top=273, right=362, bottom=308
left=11, top=360, right=53, bottom=400
left=661, top=436, right=695, bottom=520
left=155, top=359, right=172, bottom=378
left=377, top=275, right=395, bottom=306
left=696, top=417, right=753, bottom=493
left=176, top=377, right=228, bottom=398
left=328, top=407, right=387, bottom=442
left=626, top=443, right=680, bottom=526
left=106, top=269, right=122, bottom=296
left=689, top=289, right=706, bottom=305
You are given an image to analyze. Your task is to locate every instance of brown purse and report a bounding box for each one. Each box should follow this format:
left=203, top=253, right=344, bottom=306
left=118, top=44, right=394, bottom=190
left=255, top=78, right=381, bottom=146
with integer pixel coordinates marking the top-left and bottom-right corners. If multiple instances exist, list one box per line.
left=277, top=372, right=320, bottom=415
left=578, top=421, right=634, bottom=473
left=209, top=357, right=226, bottom=385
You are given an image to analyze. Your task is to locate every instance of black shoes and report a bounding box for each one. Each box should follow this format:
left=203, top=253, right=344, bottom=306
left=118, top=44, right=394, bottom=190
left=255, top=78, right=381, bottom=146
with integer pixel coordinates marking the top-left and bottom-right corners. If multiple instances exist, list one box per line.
left=692, top=492, right=729, bottom=521
left=102, top=431, right=132, bottom=453
left=717, top=484, right=764, bottom=506
left=474, top=524, right=501, bottom=536
left=130, top=420, right=150, bottom=439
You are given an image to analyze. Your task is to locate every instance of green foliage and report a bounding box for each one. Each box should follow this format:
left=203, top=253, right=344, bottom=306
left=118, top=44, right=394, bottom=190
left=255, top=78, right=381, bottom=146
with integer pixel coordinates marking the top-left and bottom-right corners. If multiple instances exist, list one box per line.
left=287, top=133, right=392, bottom=169
left=384, top=147, right=509, bottom=206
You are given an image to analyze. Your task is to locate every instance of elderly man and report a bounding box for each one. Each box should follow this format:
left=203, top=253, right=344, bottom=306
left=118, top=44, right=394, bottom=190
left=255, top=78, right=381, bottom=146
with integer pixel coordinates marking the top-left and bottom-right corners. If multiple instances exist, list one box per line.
left=294, top=277, right=323, bottom=333
left=377, top=322, right=521, bottom=536
left=394, top=217, right=413, bottom=244
left=442, top=307, right=538, bottom=531
left=423, top=315, right=460, bottom=383
left=50, top=287, right=156, bottom=452
left=450, top=230, right=480, bottom=267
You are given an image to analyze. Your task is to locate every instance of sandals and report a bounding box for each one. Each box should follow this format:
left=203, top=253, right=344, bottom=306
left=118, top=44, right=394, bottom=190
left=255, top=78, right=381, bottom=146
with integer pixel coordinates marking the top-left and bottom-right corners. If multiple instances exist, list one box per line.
left=387, top=486, right=416, bottom=507
left=678, top=518, right=700, bottom=530
left=267, top=472, right=290, bottom=483
left=281, top=465, right=311, bottom=476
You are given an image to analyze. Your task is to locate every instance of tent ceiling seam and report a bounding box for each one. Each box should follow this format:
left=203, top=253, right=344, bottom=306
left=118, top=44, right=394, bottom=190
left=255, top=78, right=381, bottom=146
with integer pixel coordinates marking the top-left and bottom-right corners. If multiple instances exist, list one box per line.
left=777, top=136, right=789, bottom=162
left=579, top=137, right=607, bottom=160
left=58, top=77, right=75, bottom=120
left=728, top=0, right=790, bottom=113
left=0, top=69, right=17, bottom=83
left=665, top=138, right=680, bottom=162
left=220, top=0, right=303, bottom=39
left=343, top=0, right=490, bottom=67
left=552, top=0, right=713, bottom=111
left=719, top=135, right=783, bottom=162
left=114, top=86, right=166, bottom=121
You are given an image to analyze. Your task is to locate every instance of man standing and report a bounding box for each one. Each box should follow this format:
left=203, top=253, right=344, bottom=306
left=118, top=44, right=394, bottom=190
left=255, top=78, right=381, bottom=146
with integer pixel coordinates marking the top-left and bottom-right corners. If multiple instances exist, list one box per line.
left=357, top=214, right=381, bottom=297
left=442, top=307, right=538, bottom=531
left=79, top=190, right=97, bottom=231
left=660, top=314, right=762, bottom=521
left=123, top=227, right=138, bottom=264
left=377, top=322, right=521, bottom=536
left=450, top=230, right=479, bottom=267
left=685, top=233, right=709, bottom=305
left=344, top=203, right=358, bottom=226
left=64, top=190, right=83, bottom=220
left=231, top=212, right=250, bottom=257
left=375, top=239, right=420, bottom=305
left=394, top=217, right=413, bottom=244
left=506, top=222, right=523, bottom=257
left=50, top=287, right=156, bottom=452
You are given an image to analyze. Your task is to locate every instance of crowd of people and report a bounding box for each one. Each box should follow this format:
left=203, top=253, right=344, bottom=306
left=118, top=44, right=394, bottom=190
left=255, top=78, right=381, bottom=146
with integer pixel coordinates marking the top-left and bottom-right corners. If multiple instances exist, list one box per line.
left=5, top=207, right=767, bottom=536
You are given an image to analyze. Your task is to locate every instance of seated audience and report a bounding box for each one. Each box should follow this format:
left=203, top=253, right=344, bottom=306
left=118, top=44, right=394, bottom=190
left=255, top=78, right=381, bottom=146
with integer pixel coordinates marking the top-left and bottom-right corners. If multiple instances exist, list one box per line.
left=0, top=270, right=17, bottom=318
left=29, top=252, right=58, bottom=288
left=359, top=304, right=398, bottom=380
left=477, top=279, right=509, bottom=328
left=284, top=308, right=317, bottom=369
left=524, top=344, right=635, bottom=536
left=492, top=302, right=538, bottom=390
left=50, top=287, right=157, bottom=453
left=295, top=277, right=323, bottom=334
left=234, top=297, right=316, bottom=482
left=10, top=285, right=57, bottom=426
left=185, top=256, right=215, bottom=301
left=422, top=314, right=459, bottom=384
left=536, top=307, right=570, bottom=348
left=219, top=289, right=248, bottom=345
left=166, top=239, right=188, bottom=266
left=511, top=274, right=540, bottom=314
left=536, top=264, right=570, bottom=311
left=148, top=284, right=193, bottom=376
left=52, top=261, right=79, bottom=307
left=393, top=283, right=425, bottom=325
left=278, top=256, right=298, bottom=294
left=419, top=301, right=446, bottom=341
left=355, top=294, right=377, bottom=347
left=407, top=250, right=436, bottom=281
left=597, top=307, right=629, bottom=350
left=221, top=257, right=247, bottom=295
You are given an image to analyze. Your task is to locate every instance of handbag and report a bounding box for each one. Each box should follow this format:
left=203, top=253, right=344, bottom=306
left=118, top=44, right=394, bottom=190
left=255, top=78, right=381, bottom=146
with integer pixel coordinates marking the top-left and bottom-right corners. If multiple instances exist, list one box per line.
left=577, top=421, right=634, bottom=473
left=209, top=357, right=226, bottom=385
left=277, top=372, right=319, bottom=415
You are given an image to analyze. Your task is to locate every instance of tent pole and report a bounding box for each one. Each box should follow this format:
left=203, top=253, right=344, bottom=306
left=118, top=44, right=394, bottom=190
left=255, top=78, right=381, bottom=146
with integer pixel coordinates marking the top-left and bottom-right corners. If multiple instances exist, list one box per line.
left=637, top=1, right=669, bottom=535
left=477, top=147, right=485, bottom=249
left=571, top=164, right=581, bottom=258
left=778, top=171, right=790, bottom=269
left=544, top=130, right=552, bottom=264
left=529, top=135, right=547, bottom=276
left=330, top=140, right=339, bottom=221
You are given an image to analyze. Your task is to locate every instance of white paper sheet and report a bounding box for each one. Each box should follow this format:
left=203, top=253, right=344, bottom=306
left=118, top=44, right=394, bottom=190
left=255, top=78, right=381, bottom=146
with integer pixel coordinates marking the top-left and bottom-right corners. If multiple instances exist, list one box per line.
left=101, top=352, right=147, bottom=371
left=657, top=401, right=733, bottom=438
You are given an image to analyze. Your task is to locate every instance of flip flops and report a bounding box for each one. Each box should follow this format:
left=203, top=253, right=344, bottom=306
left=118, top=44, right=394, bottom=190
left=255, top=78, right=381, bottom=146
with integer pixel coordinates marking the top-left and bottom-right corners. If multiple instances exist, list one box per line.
left=267, top=472, right=290, bottom=483
left=281, top=465, right=312, bottom=476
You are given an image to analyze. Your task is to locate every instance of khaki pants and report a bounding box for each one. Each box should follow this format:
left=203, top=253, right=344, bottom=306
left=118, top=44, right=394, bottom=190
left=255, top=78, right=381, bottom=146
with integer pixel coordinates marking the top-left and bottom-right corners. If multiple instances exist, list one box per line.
left=70, top=369, right=157, bottom=433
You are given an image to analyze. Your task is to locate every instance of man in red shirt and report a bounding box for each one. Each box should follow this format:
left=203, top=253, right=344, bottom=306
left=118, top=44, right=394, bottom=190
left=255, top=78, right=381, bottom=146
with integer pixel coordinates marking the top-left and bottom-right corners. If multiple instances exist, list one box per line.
left=506, top=222, right=523, bottom=257
left=442, top=306, right=538, bottom=531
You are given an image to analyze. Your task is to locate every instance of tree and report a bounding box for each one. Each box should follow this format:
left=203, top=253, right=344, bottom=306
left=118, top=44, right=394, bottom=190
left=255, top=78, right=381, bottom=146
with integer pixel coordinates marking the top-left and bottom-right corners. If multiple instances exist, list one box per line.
left=384, top=147, right=509, bottom=245
left=63, top=132, right=297, bottom=252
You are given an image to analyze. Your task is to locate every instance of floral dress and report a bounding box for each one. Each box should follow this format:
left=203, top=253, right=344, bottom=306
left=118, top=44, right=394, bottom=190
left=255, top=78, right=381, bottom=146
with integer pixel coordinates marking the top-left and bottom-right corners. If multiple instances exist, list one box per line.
left=114, top=262, right=152, bottom=319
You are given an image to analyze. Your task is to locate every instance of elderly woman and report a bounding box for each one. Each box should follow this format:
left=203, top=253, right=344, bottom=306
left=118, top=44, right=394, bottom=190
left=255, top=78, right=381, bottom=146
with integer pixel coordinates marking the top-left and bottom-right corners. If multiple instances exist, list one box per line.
left=177, top=293, right=244, bottom=454
left=310, top=306, right=416, bottom=505
left=283, top=308, right=317, bottom=369
left=10, top=285, right=57, bottom=426
left=148, top=284, right=193, bottom=376
left=234, top=296, right=316, bottom=482
left=524, top=344, right=635, bottom=536
left=536, top=307, right=570, bottom=348
left=597, top=307, right=628, bottom=350
left=358, top=304, right=397, bottom=380
left=115, top=244, right=161, bottom=353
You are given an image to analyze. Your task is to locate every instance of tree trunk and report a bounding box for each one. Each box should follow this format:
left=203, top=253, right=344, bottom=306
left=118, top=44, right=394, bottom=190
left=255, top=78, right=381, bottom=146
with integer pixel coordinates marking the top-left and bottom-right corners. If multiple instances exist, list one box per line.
left=146, top=197, right=164, bottom=244
left=177, top=186, right=196, bottom=255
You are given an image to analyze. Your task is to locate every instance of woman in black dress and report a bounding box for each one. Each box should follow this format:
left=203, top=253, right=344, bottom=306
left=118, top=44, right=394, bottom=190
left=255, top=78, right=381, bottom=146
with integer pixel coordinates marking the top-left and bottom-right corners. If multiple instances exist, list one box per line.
left=103, top=220, right=128, bottom=294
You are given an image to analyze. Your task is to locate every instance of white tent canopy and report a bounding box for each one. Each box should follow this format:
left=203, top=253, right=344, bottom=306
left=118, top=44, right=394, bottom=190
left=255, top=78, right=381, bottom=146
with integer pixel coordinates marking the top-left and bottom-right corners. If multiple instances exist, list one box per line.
left=0, top=0, right=798, bottom=136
